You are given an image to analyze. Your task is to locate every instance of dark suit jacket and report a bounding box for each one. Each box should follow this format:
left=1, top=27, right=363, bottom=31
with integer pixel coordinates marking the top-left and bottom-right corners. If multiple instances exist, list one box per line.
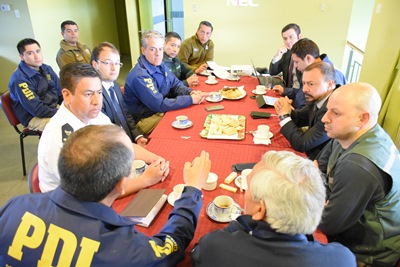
left=269, top=51, right=305, bottom=109
left=101, top=81, right=144, bottom=142
left=280, top=98, right=331, bottom=160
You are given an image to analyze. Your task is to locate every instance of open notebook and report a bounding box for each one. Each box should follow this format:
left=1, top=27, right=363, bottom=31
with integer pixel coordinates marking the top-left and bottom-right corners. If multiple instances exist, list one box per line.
left=120, top=188, right=167, bottom=227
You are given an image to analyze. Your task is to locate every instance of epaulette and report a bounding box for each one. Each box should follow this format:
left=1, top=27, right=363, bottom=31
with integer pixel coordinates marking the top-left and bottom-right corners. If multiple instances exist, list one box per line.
left=61, top=123, right=74, bottom=143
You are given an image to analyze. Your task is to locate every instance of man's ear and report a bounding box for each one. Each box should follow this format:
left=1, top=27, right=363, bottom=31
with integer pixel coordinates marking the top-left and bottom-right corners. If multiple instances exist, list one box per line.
left=115, top=177, right=128, bottom=196
left=252, top=200, right=266, bottom=221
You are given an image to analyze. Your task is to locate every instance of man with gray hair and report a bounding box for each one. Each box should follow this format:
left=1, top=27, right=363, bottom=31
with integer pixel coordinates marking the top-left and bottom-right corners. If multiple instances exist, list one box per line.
left=317, top=83, right=400, bottom=266
left=191, top=150, right=356, bottom=267
left=124, top=30, right=205, bottom=134
left=0, top=124, right=211, bottom=266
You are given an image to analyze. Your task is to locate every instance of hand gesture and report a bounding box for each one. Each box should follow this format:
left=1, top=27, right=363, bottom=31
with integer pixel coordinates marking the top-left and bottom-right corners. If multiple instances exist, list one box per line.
left=183, top=151, right=211, bottom=190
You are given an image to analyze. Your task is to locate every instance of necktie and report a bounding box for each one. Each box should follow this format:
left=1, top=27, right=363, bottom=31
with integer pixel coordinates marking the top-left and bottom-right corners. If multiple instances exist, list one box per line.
left=109, top=86, right=130, bottom=134
left=287, top=60, right=294, bottom=87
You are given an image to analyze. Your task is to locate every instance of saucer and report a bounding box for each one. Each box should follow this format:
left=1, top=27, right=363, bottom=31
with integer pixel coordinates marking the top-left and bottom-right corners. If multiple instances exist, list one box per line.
left=206, top=201, right=242, bottom=223
left=227, top=77, right=240, bottom=81
left=206, top=96, right=223, bottom=103
left=252, top=130, right=273, bottom=139
left=172, top=120, right=193, bottom=129
left=167, top=192, right=178, bottom=206
left=205, top=80, right=218, bottom=85
left=235, top=175, right=248, bottom=190
left=252, top=89, right=266, bottom=95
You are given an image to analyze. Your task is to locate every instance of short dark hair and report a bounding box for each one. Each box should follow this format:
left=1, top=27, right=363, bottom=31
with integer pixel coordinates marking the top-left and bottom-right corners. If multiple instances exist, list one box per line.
left=60, top=62, right=102, bottom=94
left=165, top=31, right=182, bottom=43
left=61, top=20, right=78, bottom=32
left=17, top=38, right=40, bottom=55
left=59, top=124, right=133, bottom=202
left=281, top=23, right=301, bottom=37
left=198, top=21, right=213, bottom=32
left=304, top=61, right=336, bottom=83
left=91, top=42, right=120, bottom=63
left=291, top=38, right=320, bottom=60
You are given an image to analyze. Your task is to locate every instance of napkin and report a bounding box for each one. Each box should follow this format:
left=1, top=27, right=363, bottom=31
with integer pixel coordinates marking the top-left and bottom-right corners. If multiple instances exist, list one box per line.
left=253, top=136, right=271, bottom=145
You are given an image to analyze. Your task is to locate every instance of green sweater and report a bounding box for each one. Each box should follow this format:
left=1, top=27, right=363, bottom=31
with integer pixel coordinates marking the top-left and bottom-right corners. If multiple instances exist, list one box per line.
left=177, top=35, right=214, bottom=71
left=326, top=124, right=400, bottom=266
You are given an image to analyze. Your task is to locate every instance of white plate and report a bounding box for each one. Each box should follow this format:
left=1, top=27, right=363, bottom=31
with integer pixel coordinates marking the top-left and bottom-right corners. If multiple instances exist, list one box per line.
left=252, top=130, right=274, bottom=139
left=206, top=202, right=242, bottom=223
left=206, top=96, right=223, bottom=103
left=220, top=86, right=247, bottom=100
left=226, top=77, right=240, bottom=81
left=199, top=70, right=212, bottom=76
left=252, top=89, right=267, bottom=95
left=235, top=175, right=248, bottom=190
left=172, top=120, right=193, bottom=129
left=205, top=80, right=218, bottom=85
left=167, top=192, right=177, bottom=206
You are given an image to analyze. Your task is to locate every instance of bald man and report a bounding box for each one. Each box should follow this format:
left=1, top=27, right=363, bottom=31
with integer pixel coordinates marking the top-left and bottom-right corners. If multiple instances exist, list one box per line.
left=316, top=83, right=400, bottom=266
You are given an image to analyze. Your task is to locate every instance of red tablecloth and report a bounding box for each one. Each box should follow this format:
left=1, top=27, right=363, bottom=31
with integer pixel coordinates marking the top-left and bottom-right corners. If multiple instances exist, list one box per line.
left=113, top=75, right=327, bottom=266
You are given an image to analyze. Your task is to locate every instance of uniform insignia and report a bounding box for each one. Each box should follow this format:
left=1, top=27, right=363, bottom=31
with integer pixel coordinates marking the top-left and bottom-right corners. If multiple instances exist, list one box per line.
left=46, top=74, right=51, bottom=80
left=206, top=45, right=208, bottom=50
left=62, top=123, right=74, bottom=143
left=85, top=48, right=90, bottom=54
left=193, top=48, right=199, bottom=52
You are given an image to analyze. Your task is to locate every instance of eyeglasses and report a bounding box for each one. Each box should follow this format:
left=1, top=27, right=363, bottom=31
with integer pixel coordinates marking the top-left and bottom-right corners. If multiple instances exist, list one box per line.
left=97, top=60, right=123, bottom=68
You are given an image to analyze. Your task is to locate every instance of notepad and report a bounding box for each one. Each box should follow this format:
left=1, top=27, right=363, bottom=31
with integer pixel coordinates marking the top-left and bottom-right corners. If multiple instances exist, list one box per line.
left=120, top=188, right=167, bottom=227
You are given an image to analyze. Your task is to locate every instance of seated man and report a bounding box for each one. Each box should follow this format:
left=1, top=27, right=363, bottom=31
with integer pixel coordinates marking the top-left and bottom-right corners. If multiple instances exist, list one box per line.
left=0, top=124, right=211, bottom=266
left=123, top=30, right=205, bottom=134
left=8, top=38, right=62, bottom=131
left=317, top=83, right=400, bottom=266
left=178, top=21, right=214, bottom=74
left=273, top=38, right=347, bottom=109
left=274, top=62, right=336, bottom=160
left=38, top=62, right=169, bottom=195
left=163, top=31, right=199, bottom=87
left=91, top=41, right=147, bottom=147
left=268, top=23, right=303, bottom=109
left=191, top=150, right=355, bottom=267
left=56, top=20, right=91, bottom=69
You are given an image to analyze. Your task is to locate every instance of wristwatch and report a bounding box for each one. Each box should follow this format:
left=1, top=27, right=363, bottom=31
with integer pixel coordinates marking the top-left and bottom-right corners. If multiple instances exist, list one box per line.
left=278, top=114, right=290, bottom=121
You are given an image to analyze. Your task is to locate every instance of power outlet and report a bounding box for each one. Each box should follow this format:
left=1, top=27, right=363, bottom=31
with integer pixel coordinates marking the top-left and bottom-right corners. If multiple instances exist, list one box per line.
left=1, top=4, right=11, bottom=11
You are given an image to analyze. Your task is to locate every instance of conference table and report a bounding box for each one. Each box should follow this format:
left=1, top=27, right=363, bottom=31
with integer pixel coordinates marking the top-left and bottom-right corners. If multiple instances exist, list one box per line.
left=113, top=75, right=326, bottom=266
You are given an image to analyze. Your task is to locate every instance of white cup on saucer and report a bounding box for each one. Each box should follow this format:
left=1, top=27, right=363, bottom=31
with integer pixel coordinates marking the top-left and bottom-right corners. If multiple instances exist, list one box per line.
left=255, top=85, right=266, bottom=94
left=213, top=195, right=234, bottom=219
left=257, top=125, right=270, bottom=138
left=132, top=160, right=146, bottom=177
left=209, top=92, right=221, bottom=100
left=173, top=184, right=185, bottom=200
left=207, top=75, right=216, bottom=83
left=176, top=115, right=189, bottom=126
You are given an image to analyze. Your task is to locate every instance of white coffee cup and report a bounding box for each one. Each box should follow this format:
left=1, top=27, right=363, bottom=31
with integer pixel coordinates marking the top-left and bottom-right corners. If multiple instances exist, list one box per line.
left=173, top=184, right=185, bottom=200
left=203, top=172, right=218, bottom=191
left=257, top=125, right=270, bottom=138
left=256, top=85, right=266, bottom=94
left=133, top=160, right=146, bottom=177
left=213, top=195, right=234, bottom=219
left=207, top=75, right=216, bottom=82
left=176, top=115, right=188, bottom=125
left=209, top=92, right=221, bottom=100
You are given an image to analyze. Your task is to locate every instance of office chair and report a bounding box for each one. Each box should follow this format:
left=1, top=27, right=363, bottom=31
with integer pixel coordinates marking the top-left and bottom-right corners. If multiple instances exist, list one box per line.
left=0, top=91, right=42, bottom=176
left=27, top=162, right=41, bottom=193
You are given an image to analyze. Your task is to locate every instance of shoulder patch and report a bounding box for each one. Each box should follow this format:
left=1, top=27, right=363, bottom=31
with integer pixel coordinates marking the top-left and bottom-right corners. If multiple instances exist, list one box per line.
left=62, top=123, right=74, bottom=143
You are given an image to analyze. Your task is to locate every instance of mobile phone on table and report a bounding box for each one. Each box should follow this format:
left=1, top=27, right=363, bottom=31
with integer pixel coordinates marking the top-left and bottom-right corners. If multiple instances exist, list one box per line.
left=250, top=111, right=271, bottom=119
left=205, top=105, right=224, bottom=111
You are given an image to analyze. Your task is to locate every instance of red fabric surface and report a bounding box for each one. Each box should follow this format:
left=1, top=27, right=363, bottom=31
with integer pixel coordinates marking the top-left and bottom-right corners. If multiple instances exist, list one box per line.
left=149, top=76, right=286, bottom=146
left=113, top=75, right=327, bottom=266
